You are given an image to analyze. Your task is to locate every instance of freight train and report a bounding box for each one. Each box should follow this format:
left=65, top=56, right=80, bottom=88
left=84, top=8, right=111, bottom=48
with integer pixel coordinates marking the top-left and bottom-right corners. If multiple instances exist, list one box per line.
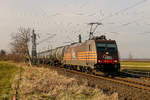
left=37, top=35, right=120, bottom=75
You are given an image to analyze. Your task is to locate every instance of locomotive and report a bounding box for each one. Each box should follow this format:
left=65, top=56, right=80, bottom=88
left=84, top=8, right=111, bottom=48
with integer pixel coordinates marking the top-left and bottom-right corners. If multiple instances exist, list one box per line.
left=37, top=35, right=120, bottom=75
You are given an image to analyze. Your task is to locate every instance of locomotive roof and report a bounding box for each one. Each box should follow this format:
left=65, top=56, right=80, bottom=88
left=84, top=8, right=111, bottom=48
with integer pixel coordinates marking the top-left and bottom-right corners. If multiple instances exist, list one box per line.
left=95, top=39, right=116, bottom=42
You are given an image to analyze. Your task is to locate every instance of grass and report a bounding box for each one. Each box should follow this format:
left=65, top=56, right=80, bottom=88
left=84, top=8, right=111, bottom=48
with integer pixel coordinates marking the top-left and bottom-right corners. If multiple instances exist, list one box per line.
left=121, top=61, right=150, bottom=71
left=0, top=61, right=18, bottom=99
left=17, top=65, right=118, bottom=100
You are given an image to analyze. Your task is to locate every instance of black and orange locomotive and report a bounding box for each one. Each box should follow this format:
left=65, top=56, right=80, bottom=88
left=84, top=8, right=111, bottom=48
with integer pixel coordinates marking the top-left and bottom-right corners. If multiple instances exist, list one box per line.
left=38, top=35, right=120, bottom=75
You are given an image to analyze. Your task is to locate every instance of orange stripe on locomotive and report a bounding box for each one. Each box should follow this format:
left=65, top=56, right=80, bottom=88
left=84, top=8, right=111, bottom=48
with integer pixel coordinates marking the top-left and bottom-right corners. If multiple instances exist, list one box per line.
left=63, top=40, right=97, bottom=67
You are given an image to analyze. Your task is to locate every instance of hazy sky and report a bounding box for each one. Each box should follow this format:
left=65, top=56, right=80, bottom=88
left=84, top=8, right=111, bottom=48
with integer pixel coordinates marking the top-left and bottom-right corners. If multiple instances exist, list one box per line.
left=0, top=0, right=150, bottom=58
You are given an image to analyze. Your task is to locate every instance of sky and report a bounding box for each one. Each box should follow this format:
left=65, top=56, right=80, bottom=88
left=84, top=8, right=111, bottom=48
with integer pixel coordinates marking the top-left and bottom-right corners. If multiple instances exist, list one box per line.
left=0, top=0, right=150, bottom=58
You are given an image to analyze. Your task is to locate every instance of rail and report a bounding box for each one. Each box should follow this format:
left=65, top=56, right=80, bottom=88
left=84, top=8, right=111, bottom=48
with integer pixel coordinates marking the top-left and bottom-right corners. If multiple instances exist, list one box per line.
left=122, top=69, right=150, bottom=78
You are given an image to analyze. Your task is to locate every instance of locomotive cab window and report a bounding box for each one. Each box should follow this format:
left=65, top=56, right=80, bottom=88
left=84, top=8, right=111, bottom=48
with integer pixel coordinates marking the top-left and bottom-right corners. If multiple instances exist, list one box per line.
left=96, top=42, right=118, bottom=60
left=96, top=43, right=117, bottom=51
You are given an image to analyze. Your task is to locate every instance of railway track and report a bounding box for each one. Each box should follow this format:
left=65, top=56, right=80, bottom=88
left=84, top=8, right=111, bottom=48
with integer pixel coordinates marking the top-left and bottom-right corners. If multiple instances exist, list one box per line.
left=56, top=66, right=150, bottom=92
left=122, top=69, right=150, bottom=78
left=113, top=77, right=150, bottom=91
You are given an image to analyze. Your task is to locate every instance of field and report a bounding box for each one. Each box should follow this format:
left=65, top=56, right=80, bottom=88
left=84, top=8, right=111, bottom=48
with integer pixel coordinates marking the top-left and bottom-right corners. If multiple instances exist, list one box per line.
left=0, top=62, right=118, bottom=100
left=121, top=61, right=150, bottom=71
left=0, top=61, right=18, bottom=99
left=2, top=61, right=149, bottom=99
left=16, top=65, right=118, bottom=100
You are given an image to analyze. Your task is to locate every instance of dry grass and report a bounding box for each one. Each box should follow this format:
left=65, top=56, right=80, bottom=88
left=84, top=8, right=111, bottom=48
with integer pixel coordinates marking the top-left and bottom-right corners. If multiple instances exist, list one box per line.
left=13, top=65, right=118, bottom=100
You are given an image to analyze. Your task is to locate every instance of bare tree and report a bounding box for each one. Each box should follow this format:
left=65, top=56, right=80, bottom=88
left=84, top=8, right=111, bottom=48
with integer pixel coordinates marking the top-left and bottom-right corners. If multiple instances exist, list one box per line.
left=10, top=27, right=31, bottom=63
left=0, top=49, right=6, bottom=60
left=0, top=49, right=6, bottom=56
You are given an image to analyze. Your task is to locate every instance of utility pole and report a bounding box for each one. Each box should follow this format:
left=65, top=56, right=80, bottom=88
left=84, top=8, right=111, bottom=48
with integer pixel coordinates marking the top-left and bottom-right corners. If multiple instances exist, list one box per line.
left=31, top=29, right=56, bottom=65
left=31, top=29, right=37, bottom=65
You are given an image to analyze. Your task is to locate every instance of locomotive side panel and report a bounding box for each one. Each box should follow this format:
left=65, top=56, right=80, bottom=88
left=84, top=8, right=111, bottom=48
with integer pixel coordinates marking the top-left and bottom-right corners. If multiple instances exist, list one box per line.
left=63, top=40, right=97, bottom=68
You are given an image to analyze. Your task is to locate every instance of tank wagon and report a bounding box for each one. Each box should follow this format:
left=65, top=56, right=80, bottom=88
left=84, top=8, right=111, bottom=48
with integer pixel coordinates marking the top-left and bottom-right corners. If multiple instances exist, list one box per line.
left=37, top=35, right=120, bottom=75
left=38, top=46, right=65, bottom=65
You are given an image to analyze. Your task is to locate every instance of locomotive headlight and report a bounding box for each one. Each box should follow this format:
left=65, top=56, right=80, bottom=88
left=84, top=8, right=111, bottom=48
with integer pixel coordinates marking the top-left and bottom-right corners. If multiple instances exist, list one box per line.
left=98, top=60, right=101, bottom=63
left=114, top=60, right=118, bottom=63
left=106, top=52, right=109, bottom=55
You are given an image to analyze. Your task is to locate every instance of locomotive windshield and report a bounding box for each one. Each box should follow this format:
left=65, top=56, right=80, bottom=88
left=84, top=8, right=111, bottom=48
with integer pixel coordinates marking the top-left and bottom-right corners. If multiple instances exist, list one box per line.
left=96, top=42, right=118, bottom=60
left=96, top=43, right=117, bottom=51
